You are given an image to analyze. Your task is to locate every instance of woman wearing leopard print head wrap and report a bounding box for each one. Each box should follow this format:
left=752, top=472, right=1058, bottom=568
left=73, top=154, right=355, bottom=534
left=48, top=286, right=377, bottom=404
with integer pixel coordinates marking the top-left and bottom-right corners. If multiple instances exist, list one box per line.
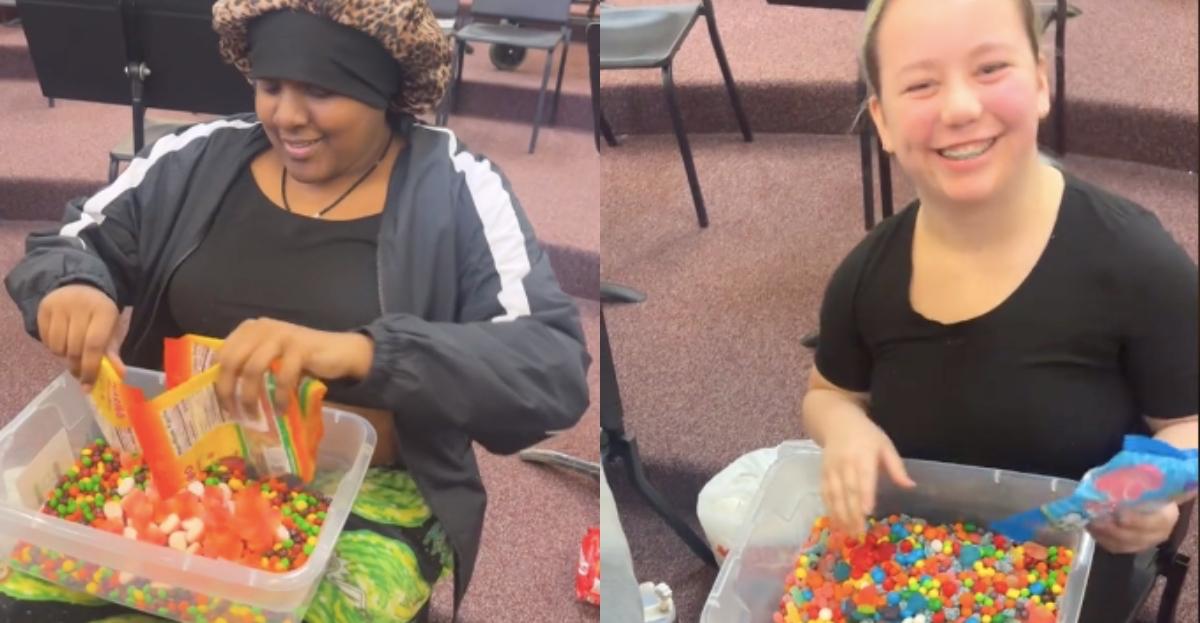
left=1, top=1, right=590, bottom=622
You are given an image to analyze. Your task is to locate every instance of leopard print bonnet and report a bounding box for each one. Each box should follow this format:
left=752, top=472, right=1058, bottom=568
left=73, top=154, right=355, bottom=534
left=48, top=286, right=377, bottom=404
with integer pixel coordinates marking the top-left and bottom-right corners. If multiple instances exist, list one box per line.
left=212, top=0, right=452, bottom=116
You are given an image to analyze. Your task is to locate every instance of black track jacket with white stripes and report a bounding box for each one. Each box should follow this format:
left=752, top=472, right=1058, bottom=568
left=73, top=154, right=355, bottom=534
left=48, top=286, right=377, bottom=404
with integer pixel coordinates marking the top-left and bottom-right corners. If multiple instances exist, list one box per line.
left=4, top=114, right=591, bottom=617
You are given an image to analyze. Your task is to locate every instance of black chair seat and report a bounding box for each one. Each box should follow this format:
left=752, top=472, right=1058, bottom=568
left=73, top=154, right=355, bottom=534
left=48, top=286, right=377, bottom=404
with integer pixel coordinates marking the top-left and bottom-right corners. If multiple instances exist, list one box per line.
left=599, top=4, right=700, bottom=69
left=453, top=22, right=564, bottom=49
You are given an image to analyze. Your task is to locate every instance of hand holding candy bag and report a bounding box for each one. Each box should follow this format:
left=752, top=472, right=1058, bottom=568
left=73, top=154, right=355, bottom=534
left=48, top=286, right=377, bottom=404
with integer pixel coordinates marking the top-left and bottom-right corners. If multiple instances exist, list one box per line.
left=992, top=435, right=1199, bottom=542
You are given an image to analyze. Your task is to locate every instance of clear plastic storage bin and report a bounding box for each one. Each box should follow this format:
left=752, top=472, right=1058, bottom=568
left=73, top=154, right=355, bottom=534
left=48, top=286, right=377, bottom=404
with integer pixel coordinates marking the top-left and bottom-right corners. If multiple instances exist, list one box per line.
left=0, top=369, right=376, bottom=623
left=702, top=441, right=1096, bottom=623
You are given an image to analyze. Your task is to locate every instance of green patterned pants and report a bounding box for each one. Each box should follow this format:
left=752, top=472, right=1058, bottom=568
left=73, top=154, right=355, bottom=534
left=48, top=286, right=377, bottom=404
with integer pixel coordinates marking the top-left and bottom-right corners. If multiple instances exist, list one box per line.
left=0, top=469, right=453, bottom=623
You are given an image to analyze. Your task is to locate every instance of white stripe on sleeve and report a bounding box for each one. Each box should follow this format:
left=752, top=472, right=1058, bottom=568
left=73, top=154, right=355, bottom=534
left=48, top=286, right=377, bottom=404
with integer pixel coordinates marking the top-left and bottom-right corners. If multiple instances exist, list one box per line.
left=60, top=118, right=260, bottom=241
left=433, top=127, right=533, bottom=322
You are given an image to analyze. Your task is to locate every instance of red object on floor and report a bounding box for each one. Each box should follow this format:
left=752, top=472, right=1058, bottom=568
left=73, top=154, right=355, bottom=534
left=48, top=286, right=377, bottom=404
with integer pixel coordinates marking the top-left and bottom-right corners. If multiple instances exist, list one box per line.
left=576, top=526, right=600, bottom=606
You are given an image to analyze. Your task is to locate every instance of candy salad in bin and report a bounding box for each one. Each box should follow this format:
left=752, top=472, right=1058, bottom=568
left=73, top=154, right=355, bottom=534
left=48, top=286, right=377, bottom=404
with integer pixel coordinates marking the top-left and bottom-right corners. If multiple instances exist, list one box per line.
left=775, top=515, right=1076, bottom=623
left=20, top=335, right=336, bottom=571
left=8, top=435, right=335, bottom=622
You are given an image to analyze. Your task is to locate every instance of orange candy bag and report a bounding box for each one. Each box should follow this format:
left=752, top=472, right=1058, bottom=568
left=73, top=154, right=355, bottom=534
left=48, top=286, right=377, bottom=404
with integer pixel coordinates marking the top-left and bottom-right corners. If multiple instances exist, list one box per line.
left=87, top=335, right=327, bottom=497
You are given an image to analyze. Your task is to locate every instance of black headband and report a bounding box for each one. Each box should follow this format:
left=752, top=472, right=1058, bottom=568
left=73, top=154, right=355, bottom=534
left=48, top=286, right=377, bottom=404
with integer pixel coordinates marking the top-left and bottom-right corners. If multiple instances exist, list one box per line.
left=247, top=10, right=402, bottom=109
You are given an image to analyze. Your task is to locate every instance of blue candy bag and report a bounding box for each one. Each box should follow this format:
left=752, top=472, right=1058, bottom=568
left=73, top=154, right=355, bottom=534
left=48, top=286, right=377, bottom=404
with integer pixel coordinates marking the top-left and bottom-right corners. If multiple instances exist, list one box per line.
left=992, top=435, right=1199, bottom=542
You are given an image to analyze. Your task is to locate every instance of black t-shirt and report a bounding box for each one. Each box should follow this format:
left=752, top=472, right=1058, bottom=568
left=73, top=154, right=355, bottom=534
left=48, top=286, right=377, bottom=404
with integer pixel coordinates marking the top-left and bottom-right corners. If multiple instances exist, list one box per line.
left=167, top=164, right=382, bottom=401
left=815, top=172, right=1197, bottom=481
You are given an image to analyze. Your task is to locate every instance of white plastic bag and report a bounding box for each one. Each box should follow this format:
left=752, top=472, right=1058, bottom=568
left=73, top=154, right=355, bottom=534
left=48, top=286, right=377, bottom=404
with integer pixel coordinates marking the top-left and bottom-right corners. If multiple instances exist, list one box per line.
left=696, top=446, right=783, bottom=564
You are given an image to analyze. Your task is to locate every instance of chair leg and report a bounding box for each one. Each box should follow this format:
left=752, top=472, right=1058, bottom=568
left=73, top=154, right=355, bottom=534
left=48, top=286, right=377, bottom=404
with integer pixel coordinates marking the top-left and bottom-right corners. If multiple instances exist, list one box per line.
left=662, top=63, right=708, bottom=228
left=607, top=434, right=718, bottom=568
left=1054, top=0, right=1067, bottom=155
left=600, top=112, right=619, bottom=147
left=701, top=4, right=752, bottom=142
left=528, top=45, right=556, bottom=153
left=108, top=158, right=120, bottom=184
left=550, top=28, right=571, bottom=126
left=1156, top=552, right=1190, bottom=623
left=451, top=39, right=467, bottom=114
left=588, top=23, right=602, bottom=152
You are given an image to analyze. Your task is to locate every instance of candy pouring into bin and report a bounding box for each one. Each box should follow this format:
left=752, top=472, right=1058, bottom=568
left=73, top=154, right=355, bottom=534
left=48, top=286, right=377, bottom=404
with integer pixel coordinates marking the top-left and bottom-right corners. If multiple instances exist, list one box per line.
left=0, top=364, right=376, bottom=623
left=700, top=442, right=1098, bottom=623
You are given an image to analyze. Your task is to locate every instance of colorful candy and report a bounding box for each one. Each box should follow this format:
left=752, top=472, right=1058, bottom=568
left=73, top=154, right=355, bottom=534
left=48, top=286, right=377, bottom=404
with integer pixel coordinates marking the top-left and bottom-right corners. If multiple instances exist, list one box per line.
left=34, top=439, right=329, bottom=573
left=8, top=541, right=290, bottom=623
left=773, top=515, right=1074, bottom=623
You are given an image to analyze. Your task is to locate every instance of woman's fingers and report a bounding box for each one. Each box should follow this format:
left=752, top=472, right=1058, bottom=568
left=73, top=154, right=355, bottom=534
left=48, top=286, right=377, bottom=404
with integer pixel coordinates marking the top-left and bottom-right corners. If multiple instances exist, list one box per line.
left=1088, top=517, right=1146, bottom=554
left=79, top=306, right=119, bottom=387
left=1114, top=504, right=1178, bottom=533
left=1089, top=504, right=1177, bottom=554
left=236, top=345, right=280, bottom=418
left=65, top=310, right=90, bottom=375
left=839, top=462, right=866, bottom=536
left=45, top=308, right=69, bottom=357
left=822, top=466, right=853, bottom=534
left=106, top=345, right=127, bottom=379
left=216, top=329, right=257, bottom=414
left=36, top=302, right=52, bottom=350
left=273, top=350, right=304, bottom=411
left=860, top=453, right=879, bottom=517
left=881, top=439, right=916, bottom=488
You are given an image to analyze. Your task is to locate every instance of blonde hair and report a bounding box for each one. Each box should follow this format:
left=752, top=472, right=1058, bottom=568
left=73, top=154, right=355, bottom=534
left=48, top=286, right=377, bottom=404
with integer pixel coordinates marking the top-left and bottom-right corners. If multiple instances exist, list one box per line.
left=858, top=0, right=1043, bottom=98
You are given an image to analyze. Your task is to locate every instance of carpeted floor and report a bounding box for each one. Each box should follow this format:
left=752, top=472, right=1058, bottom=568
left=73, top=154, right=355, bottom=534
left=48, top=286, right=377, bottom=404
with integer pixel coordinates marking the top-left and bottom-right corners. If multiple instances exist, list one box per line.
left=600, top=0, right=1199, bottom=172
left=600, top=131, right=1198, bottom=623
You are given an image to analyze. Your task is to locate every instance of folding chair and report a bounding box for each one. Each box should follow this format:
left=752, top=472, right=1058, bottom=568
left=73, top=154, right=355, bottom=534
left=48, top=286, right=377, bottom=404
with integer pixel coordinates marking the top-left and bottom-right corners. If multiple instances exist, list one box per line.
left=108, top=118, right=191, bottom=182
left=429, top=0, right=460, bottom=126
left=1038, top=1, right=1082, bottom=156
left=426, top=0, right=458, bottom=34
left=1125, top=502, right=1194, bottom=623
left=446, top=0, right=573, bottom=153
left=597, top=0, right=752, bottom=228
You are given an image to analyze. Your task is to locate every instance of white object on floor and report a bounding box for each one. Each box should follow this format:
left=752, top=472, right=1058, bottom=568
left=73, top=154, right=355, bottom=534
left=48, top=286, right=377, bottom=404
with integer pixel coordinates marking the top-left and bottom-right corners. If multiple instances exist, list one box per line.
left=696, top=446, right=785, bottom=563
left=641, top=582, right=676, bottom=623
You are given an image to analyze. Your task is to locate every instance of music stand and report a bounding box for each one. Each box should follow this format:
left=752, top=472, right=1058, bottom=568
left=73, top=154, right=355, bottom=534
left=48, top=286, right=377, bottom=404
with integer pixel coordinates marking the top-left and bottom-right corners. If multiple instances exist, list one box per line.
left=17, top=0, right=253, bottom=154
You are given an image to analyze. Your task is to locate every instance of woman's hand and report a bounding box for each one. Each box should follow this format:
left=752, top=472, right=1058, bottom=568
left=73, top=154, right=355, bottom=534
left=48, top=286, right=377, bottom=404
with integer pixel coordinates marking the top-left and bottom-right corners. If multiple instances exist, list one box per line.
left=1088, top=501, right=1185, bottom=554
left=37, top=284, right=125, bottom=388
left=820, top=413, right=916, bottom=537
left=215, top=317, right=373, bottom=415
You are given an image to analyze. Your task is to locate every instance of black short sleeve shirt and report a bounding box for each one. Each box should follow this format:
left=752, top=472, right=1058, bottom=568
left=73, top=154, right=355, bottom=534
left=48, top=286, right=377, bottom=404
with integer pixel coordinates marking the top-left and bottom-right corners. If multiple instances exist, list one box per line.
left=815, top=173, right=1198, bottom=480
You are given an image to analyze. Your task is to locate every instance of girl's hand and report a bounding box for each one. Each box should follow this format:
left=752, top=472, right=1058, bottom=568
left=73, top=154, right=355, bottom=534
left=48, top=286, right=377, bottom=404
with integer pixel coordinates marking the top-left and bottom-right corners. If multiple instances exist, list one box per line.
left=1088, top=501, right=1186, bottom=554
left=37, top=284, right=126, bottom=389
left=820, top=414, right=916, bottom=537
left=215, top=317, right=373, bottom=415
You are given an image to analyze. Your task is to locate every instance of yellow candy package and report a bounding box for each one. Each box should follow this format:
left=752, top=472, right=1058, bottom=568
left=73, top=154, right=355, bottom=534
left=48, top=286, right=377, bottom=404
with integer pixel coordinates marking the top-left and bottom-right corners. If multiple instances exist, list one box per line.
left=88, top=358, right=145, bottom=455
left=161, top=335, right=327, bottom=485
left=86, top=335, right=327, bottom=497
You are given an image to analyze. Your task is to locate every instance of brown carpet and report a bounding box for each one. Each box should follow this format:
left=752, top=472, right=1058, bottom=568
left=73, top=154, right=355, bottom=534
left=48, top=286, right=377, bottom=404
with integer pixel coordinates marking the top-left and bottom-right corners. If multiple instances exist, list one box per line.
left=600, top=131, right=1198, bottom=623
